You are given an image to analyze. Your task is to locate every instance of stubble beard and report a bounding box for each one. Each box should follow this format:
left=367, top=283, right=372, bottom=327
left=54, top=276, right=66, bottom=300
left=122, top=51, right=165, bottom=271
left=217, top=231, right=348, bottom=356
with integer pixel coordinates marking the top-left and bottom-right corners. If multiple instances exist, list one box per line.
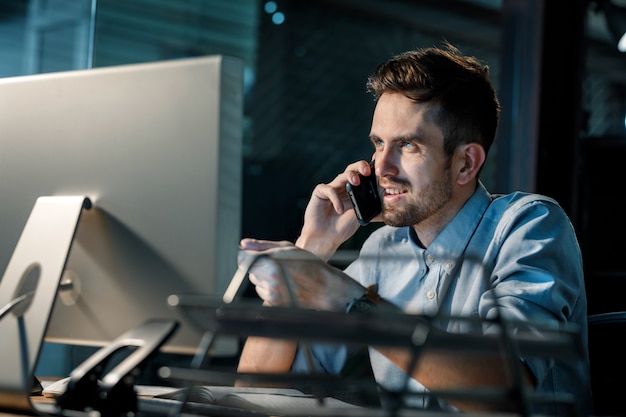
left=381, top=169, right=453, bottom=228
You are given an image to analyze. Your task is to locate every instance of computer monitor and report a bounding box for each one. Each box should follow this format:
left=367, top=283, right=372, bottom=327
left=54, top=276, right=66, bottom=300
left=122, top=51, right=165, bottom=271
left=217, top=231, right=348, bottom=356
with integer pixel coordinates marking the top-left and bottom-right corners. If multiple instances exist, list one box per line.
left=0, top=55, right=243, bottom=356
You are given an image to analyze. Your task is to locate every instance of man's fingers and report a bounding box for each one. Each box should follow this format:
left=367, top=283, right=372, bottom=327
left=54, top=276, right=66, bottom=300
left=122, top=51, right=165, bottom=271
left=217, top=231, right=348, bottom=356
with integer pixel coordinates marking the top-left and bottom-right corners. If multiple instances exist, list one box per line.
left=240, top=238, right=294, bottom=251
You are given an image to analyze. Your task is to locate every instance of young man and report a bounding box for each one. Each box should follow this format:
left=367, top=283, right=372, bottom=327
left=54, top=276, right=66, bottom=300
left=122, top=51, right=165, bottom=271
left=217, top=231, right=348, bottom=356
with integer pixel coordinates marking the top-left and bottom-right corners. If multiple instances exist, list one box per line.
left=235, top=43, right=592, bottom=416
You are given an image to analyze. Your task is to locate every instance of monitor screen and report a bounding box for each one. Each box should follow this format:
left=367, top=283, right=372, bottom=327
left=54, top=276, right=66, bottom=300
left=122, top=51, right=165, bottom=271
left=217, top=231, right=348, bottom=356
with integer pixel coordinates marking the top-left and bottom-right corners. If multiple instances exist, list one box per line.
left=0, top=55, right=243, bottom=356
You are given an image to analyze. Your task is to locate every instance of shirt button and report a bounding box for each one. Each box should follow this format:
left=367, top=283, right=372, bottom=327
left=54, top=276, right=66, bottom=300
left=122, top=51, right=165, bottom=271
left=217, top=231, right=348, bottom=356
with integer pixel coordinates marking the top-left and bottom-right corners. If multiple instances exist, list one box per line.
left=445, top=262, right=453, bottom=270
left=426, top=290, right=435, bottom=299
left=426, top=254, right=434, bottom=263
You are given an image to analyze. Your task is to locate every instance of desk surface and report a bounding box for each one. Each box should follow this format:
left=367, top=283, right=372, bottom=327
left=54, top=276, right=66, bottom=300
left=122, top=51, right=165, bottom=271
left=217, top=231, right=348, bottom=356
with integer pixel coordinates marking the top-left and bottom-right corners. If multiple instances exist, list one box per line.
left=0, top=395, right=54, bottom=417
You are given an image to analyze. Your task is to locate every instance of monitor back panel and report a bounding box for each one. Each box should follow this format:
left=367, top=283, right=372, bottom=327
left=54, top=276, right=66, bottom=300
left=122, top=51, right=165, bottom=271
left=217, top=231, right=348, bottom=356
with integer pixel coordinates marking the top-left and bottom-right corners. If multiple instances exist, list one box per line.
left=0, top=55, right=243, bottom=354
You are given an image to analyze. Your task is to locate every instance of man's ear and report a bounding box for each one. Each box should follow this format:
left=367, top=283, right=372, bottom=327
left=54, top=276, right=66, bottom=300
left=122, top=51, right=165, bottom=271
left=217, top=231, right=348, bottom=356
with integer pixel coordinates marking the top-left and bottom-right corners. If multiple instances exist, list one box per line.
left=455, top=143, right=485, bottom=185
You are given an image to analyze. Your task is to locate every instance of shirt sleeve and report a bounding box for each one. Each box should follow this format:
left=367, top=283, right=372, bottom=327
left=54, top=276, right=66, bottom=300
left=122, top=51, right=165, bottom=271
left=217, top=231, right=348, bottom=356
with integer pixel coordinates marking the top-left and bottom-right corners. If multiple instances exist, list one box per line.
left=480, top=196, right=586, bottom=384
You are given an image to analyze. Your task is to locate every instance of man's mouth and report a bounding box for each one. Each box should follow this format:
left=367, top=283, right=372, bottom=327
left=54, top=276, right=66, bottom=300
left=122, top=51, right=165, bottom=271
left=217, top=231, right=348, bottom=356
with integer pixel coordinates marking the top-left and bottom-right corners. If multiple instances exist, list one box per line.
left=384, top=187, right=406, bottom=196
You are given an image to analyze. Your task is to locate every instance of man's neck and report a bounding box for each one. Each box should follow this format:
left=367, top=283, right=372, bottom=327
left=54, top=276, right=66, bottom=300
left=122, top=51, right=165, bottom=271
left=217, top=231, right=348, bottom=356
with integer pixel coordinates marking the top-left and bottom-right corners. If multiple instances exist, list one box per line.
left=412, top=183, right=477, bottom=248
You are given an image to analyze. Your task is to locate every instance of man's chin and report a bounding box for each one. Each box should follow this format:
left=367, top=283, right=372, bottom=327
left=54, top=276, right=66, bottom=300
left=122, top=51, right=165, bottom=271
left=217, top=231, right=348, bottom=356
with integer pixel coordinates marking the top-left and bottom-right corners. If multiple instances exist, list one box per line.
left=382, top=211, right=412, bottom=228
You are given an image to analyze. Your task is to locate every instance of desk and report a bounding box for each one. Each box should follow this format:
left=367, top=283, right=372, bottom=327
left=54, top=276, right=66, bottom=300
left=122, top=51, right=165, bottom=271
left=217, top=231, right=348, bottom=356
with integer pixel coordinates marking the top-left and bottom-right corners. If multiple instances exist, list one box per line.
left=0, top=401, right=527, bottom=417
left=0, top=395, right=54, bottom=417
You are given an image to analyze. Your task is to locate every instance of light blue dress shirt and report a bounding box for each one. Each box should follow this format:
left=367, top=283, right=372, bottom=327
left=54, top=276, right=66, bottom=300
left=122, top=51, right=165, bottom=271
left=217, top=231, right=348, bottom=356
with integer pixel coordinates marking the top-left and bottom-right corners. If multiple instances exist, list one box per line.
left=292, top=182, right=592, bottom=416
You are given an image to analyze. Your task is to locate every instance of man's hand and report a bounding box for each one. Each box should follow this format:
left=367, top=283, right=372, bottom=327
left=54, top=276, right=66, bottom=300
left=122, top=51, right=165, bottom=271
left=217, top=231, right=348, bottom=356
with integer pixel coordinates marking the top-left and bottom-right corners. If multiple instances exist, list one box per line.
left=238, top=238, right=364, bottom=311
left=296, top=160, right=381, bottom=260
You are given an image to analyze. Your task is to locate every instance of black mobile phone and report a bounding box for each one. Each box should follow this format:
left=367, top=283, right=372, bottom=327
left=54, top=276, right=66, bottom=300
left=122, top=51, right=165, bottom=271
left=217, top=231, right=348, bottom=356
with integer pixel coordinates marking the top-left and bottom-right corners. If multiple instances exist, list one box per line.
left=346, top=162, right=382, bottom=226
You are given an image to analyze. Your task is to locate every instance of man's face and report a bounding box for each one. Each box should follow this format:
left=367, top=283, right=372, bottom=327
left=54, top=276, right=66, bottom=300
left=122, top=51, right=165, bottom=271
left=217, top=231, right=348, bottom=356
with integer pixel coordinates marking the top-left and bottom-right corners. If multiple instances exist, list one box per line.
left=369, top=92, right=453, bottom=228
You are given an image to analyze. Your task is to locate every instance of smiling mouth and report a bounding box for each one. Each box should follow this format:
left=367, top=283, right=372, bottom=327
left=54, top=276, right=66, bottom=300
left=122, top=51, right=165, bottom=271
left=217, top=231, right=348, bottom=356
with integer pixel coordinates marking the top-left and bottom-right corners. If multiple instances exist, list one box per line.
left=384, top=187, right=407, bottom=196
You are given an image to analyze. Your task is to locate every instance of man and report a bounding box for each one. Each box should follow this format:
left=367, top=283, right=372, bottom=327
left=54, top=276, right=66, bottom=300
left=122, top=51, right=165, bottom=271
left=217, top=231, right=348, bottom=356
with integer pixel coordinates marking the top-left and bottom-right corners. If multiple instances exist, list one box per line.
left=235, top=43, right=592, bottom=416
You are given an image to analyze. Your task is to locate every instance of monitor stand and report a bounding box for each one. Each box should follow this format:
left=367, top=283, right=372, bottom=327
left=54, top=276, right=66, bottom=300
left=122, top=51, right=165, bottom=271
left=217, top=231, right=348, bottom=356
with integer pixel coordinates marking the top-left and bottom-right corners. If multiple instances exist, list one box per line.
left=0, top=196, right=91, bottom=413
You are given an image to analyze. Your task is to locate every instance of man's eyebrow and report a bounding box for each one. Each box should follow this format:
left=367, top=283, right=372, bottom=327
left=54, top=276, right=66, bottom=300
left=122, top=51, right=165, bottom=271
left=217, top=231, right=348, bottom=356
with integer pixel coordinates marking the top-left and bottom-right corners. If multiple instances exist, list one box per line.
left=368, top=133, right=425, bottom=144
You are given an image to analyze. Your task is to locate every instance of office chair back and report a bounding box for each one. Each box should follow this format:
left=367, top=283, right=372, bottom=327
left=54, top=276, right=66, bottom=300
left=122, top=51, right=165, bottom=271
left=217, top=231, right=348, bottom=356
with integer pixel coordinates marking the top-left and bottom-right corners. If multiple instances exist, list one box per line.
left=587, top=312, right=626, bottom=416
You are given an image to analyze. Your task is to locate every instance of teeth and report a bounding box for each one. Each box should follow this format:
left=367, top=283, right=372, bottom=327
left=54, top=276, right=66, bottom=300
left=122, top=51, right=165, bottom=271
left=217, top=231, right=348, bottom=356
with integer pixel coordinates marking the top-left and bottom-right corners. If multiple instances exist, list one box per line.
left=385, top=189, right=404, bottom=195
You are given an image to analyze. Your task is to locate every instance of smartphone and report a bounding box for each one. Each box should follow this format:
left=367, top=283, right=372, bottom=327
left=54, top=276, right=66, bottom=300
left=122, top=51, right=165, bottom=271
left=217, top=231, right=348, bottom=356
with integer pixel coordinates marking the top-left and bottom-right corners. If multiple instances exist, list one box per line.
left=346, top=161, right=382, bottom=226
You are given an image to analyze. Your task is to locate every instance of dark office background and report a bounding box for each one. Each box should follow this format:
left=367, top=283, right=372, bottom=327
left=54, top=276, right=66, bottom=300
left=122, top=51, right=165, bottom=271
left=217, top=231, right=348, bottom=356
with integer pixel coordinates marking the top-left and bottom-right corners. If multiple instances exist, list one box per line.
left=1, top=0, right=626, bottom=317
